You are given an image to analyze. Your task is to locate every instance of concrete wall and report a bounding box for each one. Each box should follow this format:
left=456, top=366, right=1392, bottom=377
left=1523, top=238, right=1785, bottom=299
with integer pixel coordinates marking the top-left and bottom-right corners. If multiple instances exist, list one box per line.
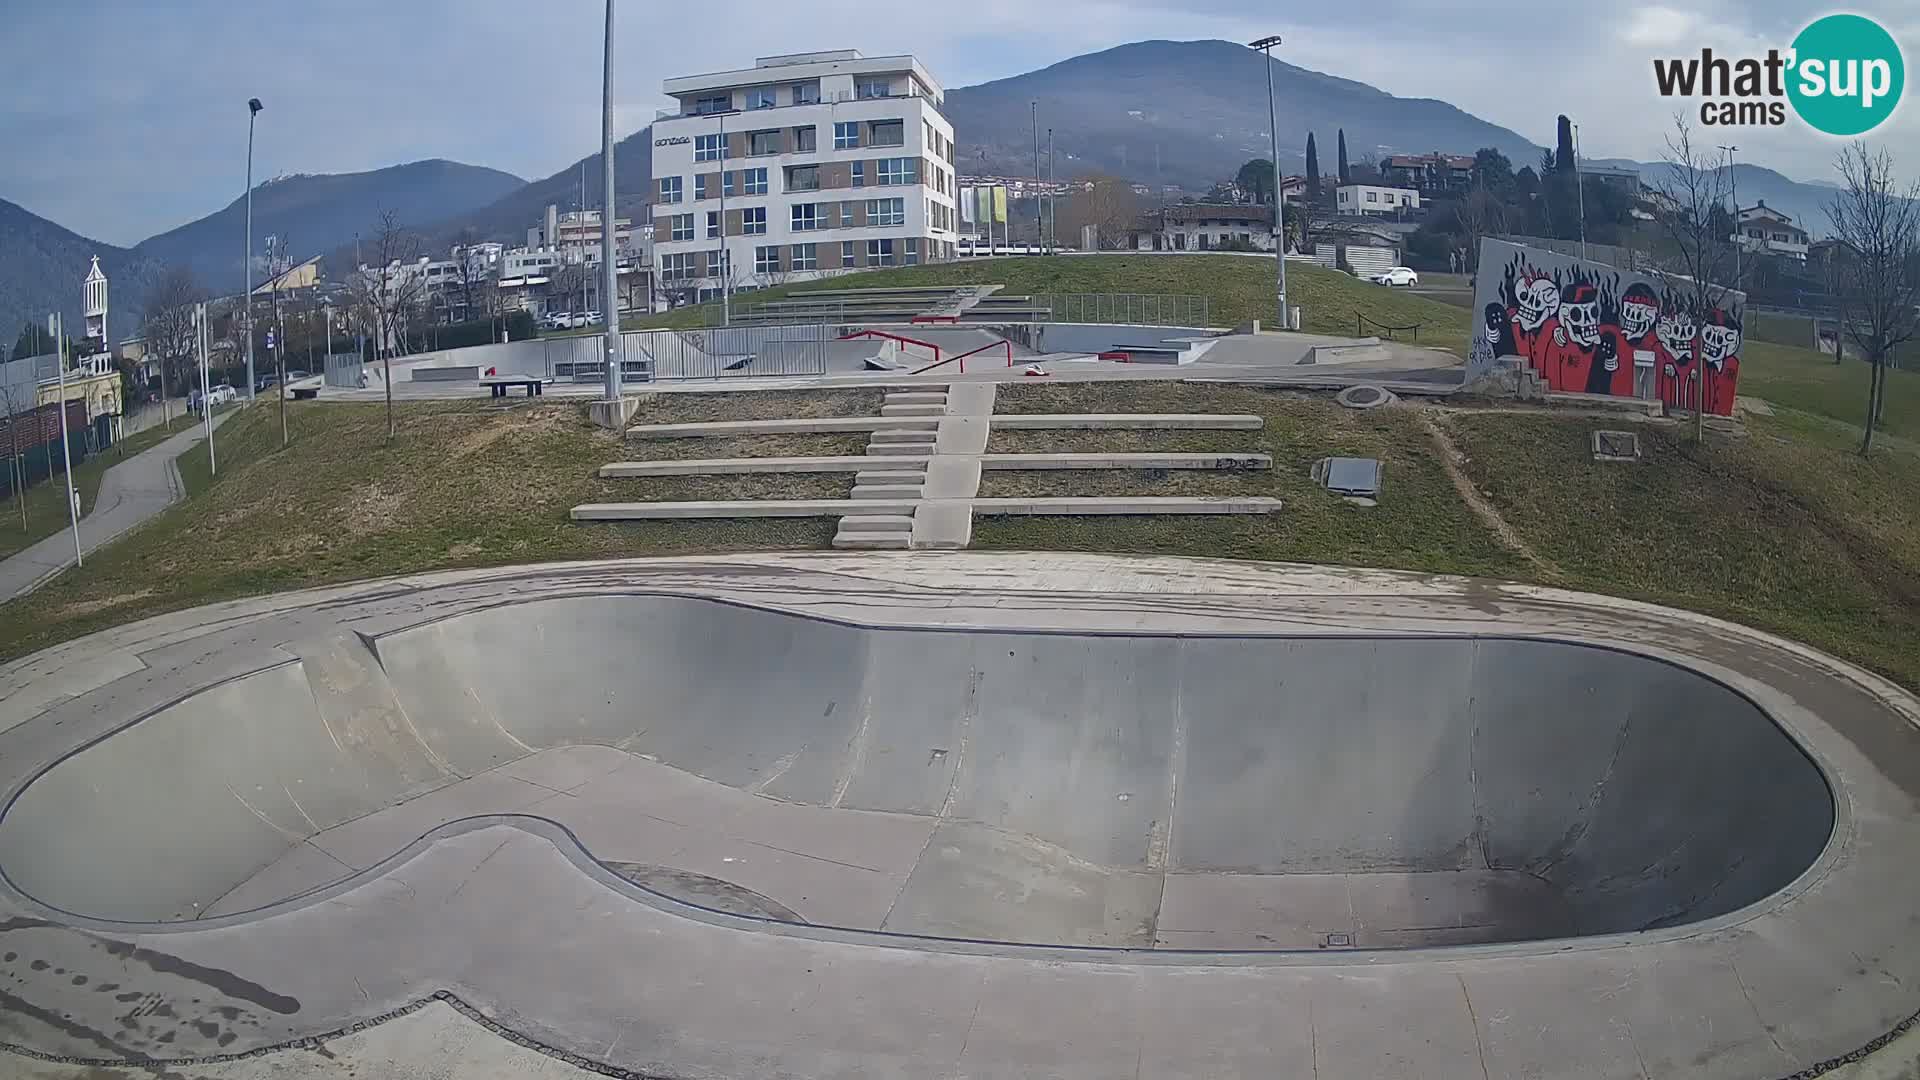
left=0, top=595, right=1832, bottom=931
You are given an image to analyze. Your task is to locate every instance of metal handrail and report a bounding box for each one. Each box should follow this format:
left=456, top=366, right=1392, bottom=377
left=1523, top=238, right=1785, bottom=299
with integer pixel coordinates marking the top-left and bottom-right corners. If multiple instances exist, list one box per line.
left=837, top=328, right=940, bottom=366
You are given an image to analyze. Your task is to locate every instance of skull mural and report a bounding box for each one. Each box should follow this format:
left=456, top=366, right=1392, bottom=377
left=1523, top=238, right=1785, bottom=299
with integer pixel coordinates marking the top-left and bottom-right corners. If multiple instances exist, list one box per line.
left=1515, top=275, right=1560, bottom=331
left=1618, top=283, right=1658, bottom=341
left=1558, top=283, right=1602, bottom=349
left=1699, top=309, right=1741, bottom=369
left=1656, top=309, right=1697, bottom=363
left=1698, top=308, right=1743, bottom=415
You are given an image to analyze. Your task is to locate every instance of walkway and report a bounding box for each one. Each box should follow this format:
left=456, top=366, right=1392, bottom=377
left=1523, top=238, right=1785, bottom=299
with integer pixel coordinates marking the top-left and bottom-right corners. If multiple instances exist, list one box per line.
left=0, top=414, right=227, bottom=603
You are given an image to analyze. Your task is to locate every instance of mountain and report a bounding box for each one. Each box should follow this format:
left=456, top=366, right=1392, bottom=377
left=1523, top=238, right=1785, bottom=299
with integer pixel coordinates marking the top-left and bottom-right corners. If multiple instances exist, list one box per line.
left=133, top=159, right=525, bottom=290
left=944, top=40, right=1543, bottom=191
left=1589, top=157, right=1840, bottom=237
left=394, top=129, right=655, bottom=259
left=0, top=198, right=167, bottom=351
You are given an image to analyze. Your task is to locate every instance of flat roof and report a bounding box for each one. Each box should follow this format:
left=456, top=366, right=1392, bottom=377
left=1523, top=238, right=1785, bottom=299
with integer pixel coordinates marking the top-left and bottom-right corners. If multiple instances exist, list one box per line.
left=664, top=52, right=942, bottom=101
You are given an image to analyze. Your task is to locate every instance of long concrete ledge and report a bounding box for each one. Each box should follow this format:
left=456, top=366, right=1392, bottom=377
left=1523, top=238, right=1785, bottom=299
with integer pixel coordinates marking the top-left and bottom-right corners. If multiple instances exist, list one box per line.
left=571, top=499, right=917, bottom=520
left=599, top=457, right=926, bottom=477
left=971, top=496, right=1282, bottom=515
left=988, top=413, right=1263, bottom=430
left=628, top=416, right=937, bottom=438
left=980, top=452, right=1272, bottom=470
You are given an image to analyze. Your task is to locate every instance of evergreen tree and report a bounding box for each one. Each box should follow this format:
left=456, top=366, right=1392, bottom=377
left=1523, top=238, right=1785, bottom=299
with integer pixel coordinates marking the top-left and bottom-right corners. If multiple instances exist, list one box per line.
left=1305, top=133, right=1320, bottom=197
left=1337, top=129, right=1351, bottom=184
left=1555, top=115, right=1575, bottom=174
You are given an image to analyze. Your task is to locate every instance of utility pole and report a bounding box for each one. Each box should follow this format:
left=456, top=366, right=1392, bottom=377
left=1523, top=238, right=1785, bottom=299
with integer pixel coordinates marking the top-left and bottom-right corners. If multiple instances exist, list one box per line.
left=1249, top=36, right=1289, bottom=329
left=1047, top=128, right=1056, bottom=253
left=244, top=97, right=262, bottom=400
left=718, top=109, right=731, bottom=325
left=1572, top=121, right=1588, bottom=261
left=197, top=303, right=215, bottom=477
left=1032, top=101, right=1041, bottom=254
left=51, top=313, right=81, bottom=567
left=599, top=0, right=622, bottom=403
left=1718, top=144, right=1741, bottom=282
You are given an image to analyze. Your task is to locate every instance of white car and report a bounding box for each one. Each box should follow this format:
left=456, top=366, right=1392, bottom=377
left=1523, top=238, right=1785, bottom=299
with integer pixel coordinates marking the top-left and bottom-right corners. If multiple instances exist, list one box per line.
left=206, top=384, right=238, bottom=405
left=1373, top=267, right=1419, bottom=287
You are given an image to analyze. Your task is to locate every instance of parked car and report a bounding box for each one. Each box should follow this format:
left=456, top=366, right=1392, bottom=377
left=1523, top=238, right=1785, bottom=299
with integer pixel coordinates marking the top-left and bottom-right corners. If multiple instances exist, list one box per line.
left=1372, top=267, right=1419, bottom=287
left=206, top=384, right=238, bottom=405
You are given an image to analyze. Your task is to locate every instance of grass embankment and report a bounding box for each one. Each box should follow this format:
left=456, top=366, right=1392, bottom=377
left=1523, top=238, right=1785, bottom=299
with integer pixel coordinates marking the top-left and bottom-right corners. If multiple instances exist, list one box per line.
left=0, top=391, right=878, bottom=661
left=0, top=416, right=186, bottom=561
left=632, top=255, right=1472, bottom=354
left=1739, top=340, right=1920, bottom=441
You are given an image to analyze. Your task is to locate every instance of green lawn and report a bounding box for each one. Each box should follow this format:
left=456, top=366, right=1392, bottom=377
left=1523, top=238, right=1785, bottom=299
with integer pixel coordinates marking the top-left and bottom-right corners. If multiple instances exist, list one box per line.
left=633, top=255, right=1472, bottom=355
left=1737, top=340, right=1919, bottom=441
left=0, top=415, right=186, bottom=561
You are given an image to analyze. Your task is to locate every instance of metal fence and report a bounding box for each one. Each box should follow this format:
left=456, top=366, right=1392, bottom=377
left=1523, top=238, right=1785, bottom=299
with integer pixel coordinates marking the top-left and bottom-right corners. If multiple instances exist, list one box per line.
left=322, top=351, right=364, bottom=388
left=547, top=326, right=829, bottom=382
left=712, top=299, right=852, bottom=327
left=1032, top=293, right=1211, bottom=327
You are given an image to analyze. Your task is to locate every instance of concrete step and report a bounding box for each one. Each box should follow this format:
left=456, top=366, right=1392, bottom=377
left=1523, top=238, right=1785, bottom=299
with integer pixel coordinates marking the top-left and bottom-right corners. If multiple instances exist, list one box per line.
left=851, top=485, right=924, bottom=500
left=879, top=404, right=946, bottom=417
left=854, top=469, right=928, bottom=484
left=832, top=531, right=913, bottom=550
left=883, top=392, right=948, bottom=406
left=836, top=514, right=915, bottom=532
left=870, top=429, right=938, bottom=444
left=573, top=499, right=917, bottom=520
left=867, top=443, right=937, bottom=456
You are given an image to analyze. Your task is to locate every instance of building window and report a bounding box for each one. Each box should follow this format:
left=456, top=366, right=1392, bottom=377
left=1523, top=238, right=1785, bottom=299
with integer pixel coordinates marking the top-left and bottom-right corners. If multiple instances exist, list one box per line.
left=869, top=120, right=904, bottom=148
left=842, top=240, right=857, bottom=265
left=904, top=238, right=920, bottom=266
left=833, top=122, right=859, bottom=150
left=670, top=214, right=693, bottom=242
left=706, top=211, right=721, bottom=239
left=791, top=82, right=818, bottom=105
left=1366, top=191, right=1377, bottom=203
left=741, top=168, right=767, bottom=195
left=692, top=94, right=730, bottom=115
left=748, top=129, right=780, bottom=156
left=722, top=171, right=735, bottom=197
left=791, top=243, right=817, bottom=271
left=709, top=249, right=730, bottom=278
left=694, top=134, right=723, bottom=162
left=867, top=238, right=895, bottom=266
left=794, top=126, right=816, bottom=153
left=856, top=79, right=890, bottom=99
left=792, top=203, right=819, bottom=231
left=755, top=245, right=781, bottom=274
left=867, top=198, right=904, bottom=227
left=742, top=207, right=767, bottom=235
left=747, top=87, right=777, bottom=110
left=840, top=202, right=856, bottom=227
left=658, top=176, right=682, bottom=204
left=695, top=174, right=708, bottom=200
left=852, top=161, right=865, bottom=188
left=660, top=253, right=694, bottom=281
left=878, top=158, right=914, bottom=185
left=785, top=164, right=819, bottom=192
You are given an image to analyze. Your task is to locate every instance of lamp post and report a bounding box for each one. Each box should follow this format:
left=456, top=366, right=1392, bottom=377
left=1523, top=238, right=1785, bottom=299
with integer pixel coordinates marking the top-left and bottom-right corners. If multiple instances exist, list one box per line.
left=1718, top=144, right=1741, bottom=282
left=244, top=97, right=262, bottom=400
left=1572, top=121, right=1587, bottom=261
left=718, top=109, right=730, bottom=326
left=50, top=313, right=81, bottom=568
left=1248, top=36, right=1288, bottom=330
left=600, top=0, right=622, bottom=402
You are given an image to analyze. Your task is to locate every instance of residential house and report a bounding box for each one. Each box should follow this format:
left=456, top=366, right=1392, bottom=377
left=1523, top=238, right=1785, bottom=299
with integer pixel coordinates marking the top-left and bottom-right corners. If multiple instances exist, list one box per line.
left=1735, top=201, right=1810, bottom=261
left=1125, top=204, right=1275, bottom=252
left=1335, top=184, right=1420, bottom=217
left=1381, top=153, right=1474, bottom=194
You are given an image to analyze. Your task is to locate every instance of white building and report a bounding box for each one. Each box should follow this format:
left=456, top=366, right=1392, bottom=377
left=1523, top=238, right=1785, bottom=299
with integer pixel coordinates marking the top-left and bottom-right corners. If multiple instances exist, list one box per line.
left=1335, top=184, right=1420, bottom=217
left=501, top=249, right=561, bottom=279
left=1735, top=201, right=1809, bottom=261
left=82, top=256, right=108, bottom=347
left=650, top=50, right=959, bottom=302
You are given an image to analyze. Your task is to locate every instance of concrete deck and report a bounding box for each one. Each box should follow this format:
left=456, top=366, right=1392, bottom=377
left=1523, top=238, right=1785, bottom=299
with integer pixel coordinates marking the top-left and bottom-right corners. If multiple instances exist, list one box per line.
left=0, top=553, right=1916, bottom=1078
left=600, top=452, right=1272, bottom=477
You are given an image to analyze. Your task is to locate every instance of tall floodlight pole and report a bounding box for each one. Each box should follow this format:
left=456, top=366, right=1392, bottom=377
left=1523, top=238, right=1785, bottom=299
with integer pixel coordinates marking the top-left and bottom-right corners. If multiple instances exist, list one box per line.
left=719, top=110, right=731, bottom=325
left=1047, top=127, right=1055, bottom=253
left=600, top=0, right=622, bottom=402
left=198, top=303, right=216, bottom=476
left=1718, top=144, right=1741, bottom=281
left=1249, top=36, right=1288, bottom=329
left=51, top=313, right=81, bottom=567
left=1032, top=101, right=1041, bottom=255
left=244, top=98, right=262, bottom=399
left=1572, top=121, right=1588, bottom=261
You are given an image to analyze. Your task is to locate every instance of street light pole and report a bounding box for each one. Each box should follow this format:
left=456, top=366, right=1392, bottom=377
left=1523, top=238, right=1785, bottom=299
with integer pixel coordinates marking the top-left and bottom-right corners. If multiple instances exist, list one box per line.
left=1249, top=36, right=1288, bottom=330
left=244, top=98, right=262, bottom=400
left=1572, top=121, right=1587, bottom=261
left=600, top=0, right=622, bottom=402
left=1032, top=101, right=1042, bottom=255
left=1718, top=144, right=1741, bottom=282
left=719, top=109, right=730, bottom=326
left=51, top=313, right=81, bottom=568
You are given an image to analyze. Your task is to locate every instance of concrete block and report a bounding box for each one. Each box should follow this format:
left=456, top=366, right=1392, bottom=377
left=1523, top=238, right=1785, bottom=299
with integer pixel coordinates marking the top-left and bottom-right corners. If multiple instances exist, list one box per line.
left=410, top=365, right=480, bottom=382
left=922, top=457, right=983, bottom=500
left=871, top=429, right=937, bottom=444
left=588, top=396, right=642, bottom=430
left=933, top=415, right=990, bottom=455
left=851, top=485, right=924, bottom=500
left=880, top=404, right=946, bottom=417
left=884, top=393, right=949, bottom=406
left=600, top=456, right=894, bottom=477
left=911, top=499, right=973, bottom=549
left=571, top=499, right=916, bottom=520
left=969, top=496, right=1283, bottom=516
left=867, top=443, right=936, bottom=456
left=832, top=531, right=912, bottom=550
left=627, top=416, right=934, bottom=438
left=836, top=515, right=915, bottom=532
left=989, top=413, right=1263, bottom=431
left=944, top=382, right=998, bottom=417
left=853, top=470, right=928, bottom=485
left=979, top=453, right=1272, bottom=471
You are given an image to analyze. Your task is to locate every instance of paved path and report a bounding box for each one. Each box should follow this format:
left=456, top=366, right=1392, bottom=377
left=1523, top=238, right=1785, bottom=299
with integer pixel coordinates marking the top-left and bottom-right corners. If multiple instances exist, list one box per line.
left=0, top=413, right=228, bottom=603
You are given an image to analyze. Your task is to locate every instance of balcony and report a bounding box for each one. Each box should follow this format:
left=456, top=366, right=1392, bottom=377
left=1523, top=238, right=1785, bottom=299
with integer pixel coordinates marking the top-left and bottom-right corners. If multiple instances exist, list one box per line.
left=656, top=86, right=945, bottom=123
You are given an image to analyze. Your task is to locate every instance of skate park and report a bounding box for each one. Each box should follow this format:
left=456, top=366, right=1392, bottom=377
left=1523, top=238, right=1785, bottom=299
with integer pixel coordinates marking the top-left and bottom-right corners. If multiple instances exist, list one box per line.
left=1, top=552, right=1918, bottom=1079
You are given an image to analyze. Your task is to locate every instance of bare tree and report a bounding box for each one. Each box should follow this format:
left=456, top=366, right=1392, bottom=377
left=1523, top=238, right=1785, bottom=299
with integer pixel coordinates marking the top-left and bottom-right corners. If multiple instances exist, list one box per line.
left=1057, top=176, right=1142, bottom=250
left=1826, top=143, right=1920, bottom=456
left=1646, top=115, right=1750, bottom=441
left=139, top=265, right=206, bottom=432
left=1454, top=183, right=1508, bottom=274
left=1, top=377, right=30, bottom=531
left=349, top=210, right=424, bottom=441
left=548, top=262, right=587, bottom=320
left=450, top=227, right=492, bottom=328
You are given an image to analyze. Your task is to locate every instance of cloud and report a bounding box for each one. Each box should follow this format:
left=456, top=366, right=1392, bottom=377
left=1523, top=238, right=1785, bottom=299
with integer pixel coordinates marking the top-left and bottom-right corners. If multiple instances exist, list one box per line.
left=3, top=0, right=1914, bottom=245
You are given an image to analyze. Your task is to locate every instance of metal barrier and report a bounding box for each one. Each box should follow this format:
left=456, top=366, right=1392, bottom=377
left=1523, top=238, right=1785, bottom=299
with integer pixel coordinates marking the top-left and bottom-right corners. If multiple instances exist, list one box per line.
left=322, top=351, right=364, bottom=388
left=548, top=326, right=830, bottom=382
left=1033, top=293, right=1211, bottom=327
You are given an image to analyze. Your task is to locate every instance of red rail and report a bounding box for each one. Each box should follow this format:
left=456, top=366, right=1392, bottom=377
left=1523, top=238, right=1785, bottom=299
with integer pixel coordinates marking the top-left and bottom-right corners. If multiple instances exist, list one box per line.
left=837, top=329, right=940, bottom=368
left=950, top=338, right=1014, bottom=372
left=1098, top=350, right=1134, bottom=363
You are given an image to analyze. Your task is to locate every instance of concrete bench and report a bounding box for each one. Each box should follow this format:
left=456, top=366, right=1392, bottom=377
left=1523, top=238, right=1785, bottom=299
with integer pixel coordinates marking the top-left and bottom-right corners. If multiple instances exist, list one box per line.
left=480, top=375, right=551, bottom=398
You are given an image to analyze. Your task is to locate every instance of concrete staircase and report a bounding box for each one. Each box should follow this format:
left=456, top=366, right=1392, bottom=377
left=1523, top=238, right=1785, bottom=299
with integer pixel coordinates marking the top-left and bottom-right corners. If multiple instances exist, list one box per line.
left=833, top=389, right=945, bottom=549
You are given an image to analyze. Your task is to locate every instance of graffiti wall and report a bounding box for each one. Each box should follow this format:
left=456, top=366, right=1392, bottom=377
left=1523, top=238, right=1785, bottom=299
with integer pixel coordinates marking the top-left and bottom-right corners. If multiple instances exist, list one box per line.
left=1467, top=239, right=1745, bottom=416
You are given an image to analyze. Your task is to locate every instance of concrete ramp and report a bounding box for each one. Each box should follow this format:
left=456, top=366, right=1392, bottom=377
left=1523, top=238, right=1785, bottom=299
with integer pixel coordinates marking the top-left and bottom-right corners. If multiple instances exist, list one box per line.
left=0, top=596, right=1832, bottom=951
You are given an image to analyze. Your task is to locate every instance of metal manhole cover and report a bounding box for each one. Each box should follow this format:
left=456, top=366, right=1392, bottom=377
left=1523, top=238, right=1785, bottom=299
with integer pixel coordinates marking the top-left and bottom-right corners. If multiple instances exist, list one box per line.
left=1336, top=384, right=1397, bottom=410
left=1317, top=457, right=1382, bottom=497
left=1592, top=430, right=1641, bottom=462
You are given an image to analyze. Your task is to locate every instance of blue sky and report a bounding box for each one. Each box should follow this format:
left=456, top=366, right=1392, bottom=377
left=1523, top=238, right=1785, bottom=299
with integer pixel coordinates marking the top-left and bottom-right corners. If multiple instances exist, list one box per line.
left=6, top=0, right=1914, bottom=246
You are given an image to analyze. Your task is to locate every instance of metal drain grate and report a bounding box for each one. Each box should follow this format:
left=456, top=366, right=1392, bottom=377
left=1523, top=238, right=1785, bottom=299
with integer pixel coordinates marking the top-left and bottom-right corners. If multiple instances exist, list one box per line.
left=1591, top=430, right=1642, bottom=462
left=1314, top=457, right=1382, bottom=497
left=1323, top=931, right=1354, bottom=948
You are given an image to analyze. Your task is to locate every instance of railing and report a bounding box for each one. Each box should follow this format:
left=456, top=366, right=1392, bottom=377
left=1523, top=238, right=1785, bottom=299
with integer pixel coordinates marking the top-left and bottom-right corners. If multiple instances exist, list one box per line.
left=948, top=338, right=1013, bottom=372
left=1357, top=313, right=1422, bottom=342
left=1033, top=293, right=1212, bottom=328
left=545, top=326, right=829, bottom=381
left=839, top=328, right=939, bottom=368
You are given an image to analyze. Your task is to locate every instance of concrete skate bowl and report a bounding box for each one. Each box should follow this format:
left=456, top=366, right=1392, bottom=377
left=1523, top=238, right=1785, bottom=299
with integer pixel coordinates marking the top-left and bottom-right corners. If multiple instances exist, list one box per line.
left=0, top=595, right=1835, bottom=953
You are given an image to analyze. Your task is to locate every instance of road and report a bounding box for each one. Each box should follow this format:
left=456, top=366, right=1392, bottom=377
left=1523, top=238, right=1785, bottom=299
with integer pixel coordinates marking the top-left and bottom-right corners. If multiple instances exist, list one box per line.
left=0, top=412, right=227, bottom=603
